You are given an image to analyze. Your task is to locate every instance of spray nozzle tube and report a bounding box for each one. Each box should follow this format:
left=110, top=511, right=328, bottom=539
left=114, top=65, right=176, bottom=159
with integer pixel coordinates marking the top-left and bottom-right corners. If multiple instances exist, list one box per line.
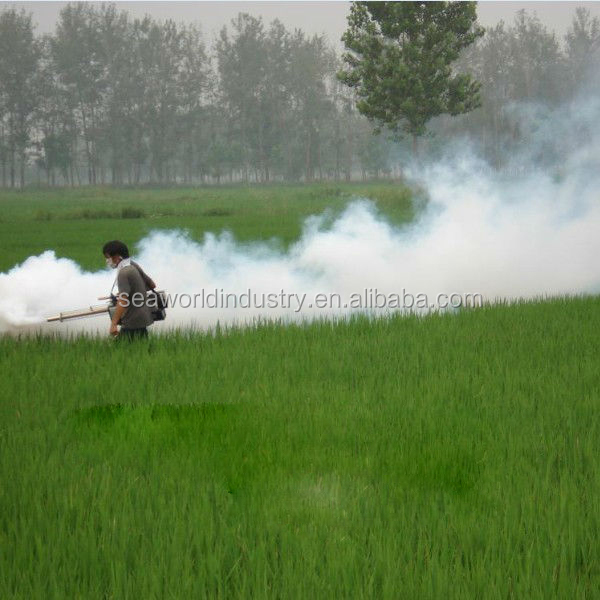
left=46, top=291, right=165, bottom=323
left=46, top=303, right=113, bottom=323
left=46, top=293, right=119, bottom=323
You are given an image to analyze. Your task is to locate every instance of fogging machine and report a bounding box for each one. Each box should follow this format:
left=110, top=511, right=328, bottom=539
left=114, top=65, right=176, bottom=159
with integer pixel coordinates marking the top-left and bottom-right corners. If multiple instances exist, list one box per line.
left=47, top=290, right=167, bottom=323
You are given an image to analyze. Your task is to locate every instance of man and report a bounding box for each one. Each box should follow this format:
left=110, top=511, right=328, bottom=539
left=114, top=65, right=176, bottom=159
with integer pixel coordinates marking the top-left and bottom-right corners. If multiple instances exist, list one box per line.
left=102, top=240, right=156, bottom=339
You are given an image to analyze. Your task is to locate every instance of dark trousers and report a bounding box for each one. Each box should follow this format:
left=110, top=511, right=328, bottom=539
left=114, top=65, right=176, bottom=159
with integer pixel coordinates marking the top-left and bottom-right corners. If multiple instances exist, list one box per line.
left=119, top=327, right=148, bottom=340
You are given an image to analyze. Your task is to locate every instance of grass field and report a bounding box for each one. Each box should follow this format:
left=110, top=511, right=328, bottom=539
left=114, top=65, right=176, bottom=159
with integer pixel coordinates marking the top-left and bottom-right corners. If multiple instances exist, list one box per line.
left=0, top=182, right=413, bottom=273
left=1, top=185, right=599, bottom=598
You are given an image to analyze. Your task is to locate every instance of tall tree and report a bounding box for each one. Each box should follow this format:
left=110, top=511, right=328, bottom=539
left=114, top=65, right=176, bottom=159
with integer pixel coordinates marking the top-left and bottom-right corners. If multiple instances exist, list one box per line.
left=260, top=19, right=293, bottom=181
left=139, top=19, right=187, bottom=183
left=33, top=34, right=77, bottom=185
left=338, top=1, right=484, bottom=154
left=565, top=7, right=600, bottom=93
left=449, top=21, right=512, bottom=165
left=0, top=7, right=41, bottom=187
left=96, top=3, right=134, bottom=185
left=288, top=31, right=335, bottom=181
left=176, top=24, right=210, bottom=184
left=216, top=14, right=268, bottom=181
left=51, top=2, right=106, bottom=184
left=329, top=63, right=359, bottom=181
left=508, top=10, right=563, bottom=104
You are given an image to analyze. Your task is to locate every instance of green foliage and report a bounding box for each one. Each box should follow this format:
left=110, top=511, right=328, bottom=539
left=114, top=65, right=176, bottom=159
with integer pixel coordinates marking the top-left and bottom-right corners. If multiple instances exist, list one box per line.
left=216, top=14, right=337, bottom=182
left=339, top=1, right=484, bottom=138
left=1, top=4, right=598, bottom=185
left=1, top=3, right=404, bottom=187
left=1, top=297, right=600, bottom=596
left=120, top=206, right=145, bottom=219
left=566, top=7, right=600, bottom=88
left=437, top=9, right=585, bottom=167
left=33, top=209, right=53, bottom=221
left=201, top=207, right=234, bottom=217
left=0, top=7, right=41, bottom=187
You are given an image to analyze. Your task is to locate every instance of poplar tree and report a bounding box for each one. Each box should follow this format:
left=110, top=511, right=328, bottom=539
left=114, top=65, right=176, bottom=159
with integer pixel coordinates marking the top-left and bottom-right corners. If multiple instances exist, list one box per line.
left=565, top=7, right=600, bottom=91
left=0, top=8, right=40, bottom=187
left=339, top=1, right=484, bottom=154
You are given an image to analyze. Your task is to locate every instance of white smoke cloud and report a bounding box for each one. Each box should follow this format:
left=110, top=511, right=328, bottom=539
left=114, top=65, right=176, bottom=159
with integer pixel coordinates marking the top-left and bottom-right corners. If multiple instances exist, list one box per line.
left=2, top=93, right=600, bottom=337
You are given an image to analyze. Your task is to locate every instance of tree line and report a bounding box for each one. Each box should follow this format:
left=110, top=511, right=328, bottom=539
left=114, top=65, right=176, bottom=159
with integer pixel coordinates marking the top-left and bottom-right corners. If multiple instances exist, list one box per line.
left=0, top=3, right=598, bottom=188
left=437, top=7, right=600, bottom=167
left=0, top=2, right=394, bottom=188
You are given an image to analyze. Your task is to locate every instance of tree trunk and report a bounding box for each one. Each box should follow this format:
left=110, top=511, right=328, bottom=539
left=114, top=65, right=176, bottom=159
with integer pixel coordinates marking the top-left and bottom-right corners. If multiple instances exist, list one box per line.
left=80, top=106, right=93, bottom=185
left=0, top=123, right=5, bottom=187
left=412, top=134, right=419, bottom=161
left=10, top=147, right=15, bottom=189
left=317, top=138, right=323, bottom=181
left=345, top=124, right=353, bottom=182
left=333, top=118, right=340, bottom=181
left=20, top=151, right=25, bottom=188
left=305, top=128, right=312, bottom=182
left=90, top=105, right=98, bottom=185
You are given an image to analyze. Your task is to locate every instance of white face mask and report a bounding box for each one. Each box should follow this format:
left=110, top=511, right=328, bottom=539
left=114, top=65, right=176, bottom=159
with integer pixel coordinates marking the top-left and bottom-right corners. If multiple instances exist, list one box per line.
left=106, top=257, right=117, bottom=269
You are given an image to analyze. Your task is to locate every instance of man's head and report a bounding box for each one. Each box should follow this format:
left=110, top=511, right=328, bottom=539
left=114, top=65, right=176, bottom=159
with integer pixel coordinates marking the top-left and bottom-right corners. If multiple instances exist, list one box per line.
left=103, top=240, right=129, bottom=269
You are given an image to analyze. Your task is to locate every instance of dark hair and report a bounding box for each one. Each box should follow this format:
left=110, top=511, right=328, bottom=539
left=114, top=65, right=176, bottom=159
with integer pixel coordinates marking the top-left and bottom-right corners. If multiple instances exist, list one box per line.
left=102, top=240, right=129, bottom=258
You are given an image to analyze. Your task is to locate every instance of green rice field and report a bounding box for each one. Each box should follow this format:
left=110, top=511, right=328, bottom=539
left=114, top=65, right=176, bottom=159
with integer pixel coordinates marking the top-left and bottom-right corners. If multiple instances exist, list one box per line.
left=0, top=183, right=413, bottom=273
left=1, top=184, right=599, bottom=598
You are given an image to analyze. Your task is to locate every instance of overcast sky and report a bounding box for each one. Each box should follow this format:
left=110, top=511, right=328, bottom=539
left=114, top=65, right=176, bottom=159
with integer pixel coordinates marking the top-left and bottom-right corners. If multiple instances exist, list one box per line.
left=3, top=1, right=600, bottom=47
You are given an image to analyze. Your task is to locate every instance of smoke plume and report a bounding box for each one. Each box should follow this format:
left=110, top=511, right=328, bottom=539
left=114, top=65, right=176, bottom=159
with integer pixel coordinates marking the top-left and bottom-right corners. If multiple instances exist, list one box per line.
left=1, top=93, right=599, bottom=337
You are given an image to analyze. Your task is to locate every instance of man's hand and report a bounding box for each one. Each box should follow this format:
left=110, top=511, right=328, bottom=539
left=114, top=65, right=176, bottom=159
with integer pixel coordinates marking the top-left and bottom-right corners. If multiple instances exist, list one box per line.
left=109, top=323, right=119, bottom=337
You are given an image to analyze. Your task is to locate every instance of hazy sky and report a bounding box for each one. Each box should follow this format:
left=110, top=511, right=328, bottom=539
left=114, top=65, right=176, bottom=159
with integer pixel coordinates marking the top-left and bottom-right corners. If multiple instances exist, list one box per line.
left=4, top=1, right=600, bottom=47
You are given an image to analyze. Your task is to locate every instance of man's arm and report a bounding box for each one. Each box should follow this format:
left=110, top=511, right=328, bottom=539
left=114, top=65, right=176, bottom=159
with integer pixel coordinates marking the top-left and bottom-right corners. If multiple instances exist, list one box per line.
left=110, top=293, right=129, bottom=337
left=110, top=269, right=132, bottom=337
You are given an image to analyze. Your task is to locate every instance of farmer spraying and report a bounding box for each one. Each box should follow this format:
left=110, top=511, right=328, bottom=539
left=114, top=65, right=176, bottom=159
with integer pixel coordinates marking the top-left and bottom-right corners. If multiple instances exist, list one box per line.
left=103, top=240, right=156, bottom=339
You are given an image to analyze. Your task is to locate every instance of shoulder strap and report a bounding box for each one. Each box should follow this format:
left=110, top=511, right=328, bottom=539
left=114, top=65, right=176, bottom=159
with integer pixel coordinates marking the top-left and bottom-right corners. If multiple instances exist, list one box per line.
left=131, top=261, right=154, bottom=291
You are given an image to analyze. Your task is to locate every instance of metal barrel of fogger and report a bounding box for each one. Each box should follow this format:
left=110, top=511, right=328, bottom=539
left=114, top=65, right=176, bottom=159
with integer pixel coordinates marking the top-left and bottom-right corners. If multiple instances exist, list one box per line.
left=46, top=290, right=165, bottom=323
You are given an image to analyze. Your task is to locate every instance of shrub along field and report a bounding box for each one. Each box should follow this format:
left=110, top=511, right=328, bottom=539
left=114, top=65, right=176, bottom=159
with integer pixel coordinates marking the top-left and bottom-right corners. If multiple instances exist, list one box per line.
left=0, top=185, right=599, bottom=598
